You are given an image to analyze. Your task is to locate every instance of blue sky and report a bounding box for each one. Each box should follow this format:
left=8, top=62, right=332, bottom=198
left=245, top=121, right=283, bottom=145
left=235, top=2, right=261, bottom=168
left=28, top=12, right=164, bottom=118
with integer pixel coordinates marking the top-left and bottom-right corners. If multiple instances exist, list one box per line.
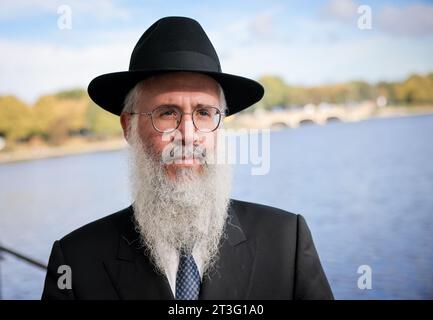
left=1, top=0, right=433, bottom=103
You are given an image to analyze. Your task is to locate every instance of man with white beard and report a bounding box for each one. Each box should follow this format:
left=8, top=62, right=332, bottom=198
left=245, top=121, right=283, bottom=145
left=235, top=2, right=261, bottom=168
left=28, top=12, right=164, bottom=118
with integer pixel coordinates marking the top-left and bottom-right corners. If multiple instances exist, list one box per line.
left=124, top=72, right=233, bottom=287
left=42, top=16, right=333, bottom=300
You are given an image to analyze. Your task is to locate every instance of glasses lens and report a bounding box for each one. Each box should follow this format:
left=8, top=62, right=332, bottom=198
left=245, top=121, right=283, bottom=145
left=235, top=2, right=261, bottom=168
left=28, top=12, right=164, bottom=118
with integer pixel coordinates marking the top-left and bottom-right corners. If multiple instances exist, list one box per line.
left=152, top=105, right=180, bottom=132
left=193, top=107, right=221, bottom=132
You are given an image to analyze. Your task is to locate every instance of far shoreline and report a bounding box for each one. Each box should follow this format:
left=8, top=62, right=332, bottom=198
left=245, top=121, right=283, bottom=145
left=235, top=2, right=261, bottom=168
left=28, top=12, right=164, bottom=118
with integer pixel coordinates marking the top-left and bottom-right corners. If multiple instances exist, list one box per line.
left=0, top=138, right=127, bottom=165
left=1, top=107, right=432, bottom=165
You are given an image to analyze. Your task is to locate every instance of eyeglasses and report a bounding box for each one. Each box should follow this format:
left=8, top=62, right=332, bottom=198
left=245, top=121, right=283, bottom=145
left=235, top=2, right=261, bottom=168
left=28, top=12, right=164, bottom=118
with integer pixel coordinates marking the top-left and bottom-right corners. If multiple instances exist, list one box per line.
left=128, top=105, right=225, bottom=133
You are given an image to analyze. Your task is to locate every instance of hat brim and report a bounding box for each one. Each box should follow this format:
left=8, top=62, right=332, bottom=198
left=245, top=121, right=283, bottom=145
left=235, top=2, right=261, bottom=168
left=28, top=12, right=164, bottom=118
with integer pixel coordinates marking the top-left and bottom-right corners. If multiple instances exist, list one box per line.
left=87, top=69, right=264, bottom=116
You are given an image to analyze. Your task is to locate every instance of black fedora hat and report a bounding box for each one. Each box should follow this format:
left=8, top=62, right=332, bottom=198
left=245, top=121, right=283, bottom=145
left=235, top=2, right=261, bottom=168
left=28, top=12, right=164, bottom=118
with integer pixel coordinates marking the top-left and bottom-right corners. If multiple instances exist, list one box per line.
left=88, top=16, right=264, bottom=116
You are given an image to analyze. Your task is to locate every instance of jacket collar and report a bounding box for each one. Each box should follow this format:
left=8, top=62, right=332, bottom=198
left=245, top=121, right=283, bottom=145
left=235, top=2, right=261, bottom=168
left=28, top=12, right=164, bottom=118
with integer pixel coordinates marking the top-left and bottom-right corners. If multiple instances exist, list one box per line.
left=104, top=200, right=256, bottom=299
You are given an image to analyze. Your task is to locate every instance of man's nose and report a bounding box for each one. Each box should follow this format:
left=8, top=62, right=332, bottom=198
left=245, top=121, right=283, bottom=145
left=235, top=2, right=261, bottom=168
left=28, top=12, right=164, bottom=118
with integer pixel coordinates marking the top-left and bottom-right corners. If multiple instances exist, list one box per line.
left=177, top=113, right=197, bottom=145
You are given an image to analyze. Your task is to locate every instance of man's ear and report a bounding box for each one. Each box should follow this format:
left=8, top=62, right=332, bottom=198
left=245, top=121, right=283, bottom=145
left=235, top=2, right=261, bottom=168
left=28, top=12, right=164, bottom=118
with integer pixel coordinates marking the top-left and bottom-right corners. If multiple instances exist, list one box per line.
left=120, top=113, right=130, bottom=143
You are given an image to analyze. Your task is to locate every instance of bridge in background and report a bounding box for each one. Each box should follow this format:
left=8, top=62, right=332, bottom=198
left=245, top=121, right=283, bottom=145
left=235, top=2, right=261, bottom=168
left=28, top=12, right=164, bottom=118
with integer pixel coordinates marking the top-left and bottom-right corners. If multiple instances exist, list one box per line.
left=231, top=102, right=377, bottom=129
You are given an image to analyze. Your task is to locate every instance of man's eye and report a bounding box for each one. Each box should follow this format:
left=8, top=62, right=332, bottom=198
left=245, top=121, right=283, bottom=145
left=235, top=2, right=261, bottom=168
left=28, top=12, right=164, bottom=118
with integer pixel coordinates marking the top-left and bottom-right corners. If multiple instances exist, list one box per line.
left=159, top=109, right=177, bottom=117
left=196, top=109, right=211, bottom=117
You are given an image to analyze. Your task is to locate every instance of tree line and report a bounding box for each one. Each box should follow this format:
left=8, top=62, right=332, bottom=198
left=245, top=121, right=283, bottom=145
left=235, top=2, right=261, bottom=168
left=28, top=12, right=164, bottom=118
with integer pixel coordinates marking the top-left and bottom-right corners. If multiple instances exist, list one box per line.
left=252, top=72, right=433, bottom=111
left=0, top=89, right=121, bottom=147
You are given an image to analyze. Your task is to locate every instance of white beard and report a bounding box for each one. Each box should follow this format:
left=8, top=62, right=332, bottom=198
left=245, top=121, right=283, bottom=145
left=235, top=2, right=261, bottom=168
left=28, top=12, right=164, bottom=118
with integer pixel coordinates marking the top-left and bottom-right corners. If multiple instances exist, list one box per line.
left=127, top=117, right=232, bottom=277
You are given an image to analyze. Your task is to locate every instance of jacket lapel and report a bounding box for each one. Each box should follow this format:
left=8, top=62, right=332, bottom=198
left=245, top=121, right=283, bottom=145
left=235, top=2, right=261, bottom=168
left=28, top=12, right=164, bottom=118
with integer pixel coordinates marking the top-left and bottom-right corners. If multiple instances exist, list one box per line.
left=199, top=202, right=257, bottom=300
left=103, top=201, right=256, bottom=300
left=103, top=206, right=174, bottom=300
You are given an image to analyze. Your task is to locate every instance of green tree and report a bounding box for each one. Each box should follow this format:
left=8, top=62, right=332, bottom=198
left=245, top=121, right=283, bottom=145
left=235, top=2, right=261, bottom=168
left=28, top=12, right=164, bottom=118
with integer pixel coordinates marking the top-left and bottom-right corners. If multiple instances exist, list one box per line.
left=257, top=75, right=289, bottom=110
left=86, top=102, right=122, bottom=137
left=0, top=96, right=32, bottom=142
left=55, top=88, right=87, bottom=100
left=32, top=95, right=89, bottom=144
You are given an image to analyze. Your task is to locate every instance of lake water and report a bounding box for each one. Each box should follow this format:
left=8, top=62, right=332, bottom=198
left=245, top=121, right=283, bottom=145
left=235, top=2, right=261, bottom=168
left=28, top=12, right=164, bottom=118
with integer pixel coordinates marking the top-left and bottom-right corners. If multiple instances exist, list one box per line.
left=1, top=114, right=433, bottom=299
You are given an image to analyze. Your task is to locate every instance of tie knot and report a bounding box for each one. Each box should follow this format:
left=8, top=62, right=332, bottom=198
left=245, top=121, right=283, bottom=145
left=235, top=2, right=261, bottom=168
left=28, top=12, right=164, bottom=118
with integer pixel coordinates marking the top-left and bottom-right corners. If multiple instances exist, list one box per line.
left=179, top=247, right=192, bottom=256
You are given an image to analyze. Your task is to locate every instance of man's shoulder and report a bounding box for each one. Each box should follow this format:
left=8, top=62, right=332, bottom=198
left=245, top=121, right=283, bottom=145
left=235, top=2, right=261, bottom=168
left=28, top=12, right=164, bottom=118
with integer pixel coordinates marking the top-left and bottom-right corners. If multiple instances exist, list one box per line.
left=58, top=206, right=133, bottom=253
left=229, top=198, right=299, bottom=232
left=230, top=198, right=298, bottom=218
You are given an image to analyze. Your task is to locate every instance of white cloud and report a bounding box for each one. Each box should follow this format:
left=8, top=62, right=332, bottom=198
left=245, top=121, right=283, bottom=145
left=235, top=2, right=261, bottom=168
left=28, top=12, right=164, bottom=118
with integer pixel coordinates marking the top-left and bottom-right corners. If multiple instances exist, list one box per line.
left=218, top=31, right=433, bottom=86
left=248, top=10, right=277, bottom=39
left=2, top=9, right=433, bottom=104
left=0, top=0, right=57, bottom=19
left=321, top=0, right=358, bottom=23
left=378, top=3, right=433, bottom=36
left=321, top=0, right=433, bottom=37
left=208, top=7, right=287, bottom=62
left=0, top=38, right=130, bottom=103
left=0, top=0, right=130, bottom=22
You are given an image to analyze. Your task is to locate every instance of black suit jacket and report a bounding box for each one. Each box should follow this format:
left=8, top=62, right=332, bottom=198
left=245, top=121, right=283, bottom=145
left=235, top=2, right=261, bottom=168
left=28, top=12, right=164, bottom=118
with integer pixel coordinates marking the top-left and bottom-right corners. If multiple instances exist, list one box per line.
left=42, top=199, right=333, bottom=300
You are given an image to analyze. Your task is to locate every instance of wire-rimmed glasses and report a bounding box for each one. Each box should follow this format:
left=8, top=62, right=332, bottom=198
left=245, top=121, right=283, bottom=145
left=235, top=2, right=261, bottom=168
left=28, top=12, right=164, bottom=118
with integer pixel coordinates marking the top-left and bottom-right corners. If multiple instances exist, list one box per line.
left=127, top=105, right=225, bottom=133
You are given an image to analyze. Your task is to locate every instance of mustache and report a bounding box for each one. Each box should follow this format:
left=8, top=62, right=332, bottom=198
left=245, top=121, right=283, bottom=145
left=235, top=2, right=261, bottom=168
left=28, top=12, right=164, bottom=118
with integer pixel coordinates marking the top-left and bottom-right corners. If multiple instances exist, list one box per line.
left=161, top=142, right=207, bottom=164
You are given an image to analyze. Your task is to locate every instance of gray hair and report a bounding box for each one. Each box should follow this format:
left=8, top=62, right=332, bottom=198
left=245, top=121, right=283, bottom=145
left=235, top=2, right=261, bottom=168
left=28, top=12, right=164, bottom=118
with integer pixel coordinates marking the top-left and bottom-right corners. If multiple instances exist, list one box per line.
left=122, top=77, right=228, bottom=115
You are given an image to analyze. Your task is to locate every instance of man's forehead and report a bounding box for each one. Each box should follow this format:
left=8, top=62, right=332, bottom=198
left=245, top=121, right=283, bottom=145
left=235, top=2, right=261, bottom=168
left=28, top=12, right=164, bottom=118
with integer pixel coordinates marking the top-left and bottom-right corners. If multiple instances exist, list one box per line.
left=137, top=92, right=219, bottom=112
left=152, top=90, right=218, bottom=103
